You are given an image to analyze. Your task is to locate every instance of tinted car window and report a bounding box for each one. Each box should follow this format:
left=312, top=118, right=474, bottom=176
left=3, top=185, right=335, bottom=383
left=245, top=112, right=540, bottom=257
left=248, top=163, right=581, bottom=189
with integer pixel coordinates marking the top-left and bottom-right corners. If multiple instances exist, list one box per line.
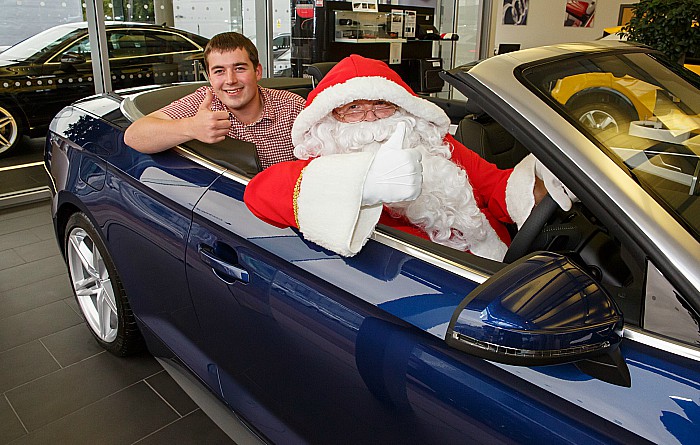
left=108, top=31, right=148, bottom=58
left=146, top=31, right=199, bottom=53
left=62, top=36, right=91, bottom=59
left=65, top=30, right=201, bottom=60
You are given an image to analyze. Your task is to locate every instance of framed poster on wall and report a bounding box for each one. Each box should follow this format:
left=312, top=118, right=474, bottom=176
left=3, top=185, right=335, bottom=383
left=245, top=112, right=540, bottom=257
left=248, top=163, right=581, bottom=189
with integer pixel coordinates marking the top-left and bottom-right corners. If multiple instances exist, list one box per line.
left=502, top=0, right=528, bottom=25
left=618, top=4, right=636, bottom=26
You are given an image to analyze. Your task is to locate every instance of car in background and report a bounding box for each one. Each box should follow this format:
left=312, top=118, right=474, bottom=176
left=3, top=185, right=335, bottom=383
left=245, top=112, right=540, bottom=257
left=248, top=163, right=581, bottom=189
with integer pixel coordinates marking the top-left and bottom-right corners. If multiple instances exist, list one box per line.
left=553, top=34, right=700, bottom=134
left=45, top=41, right=699, bottom=443
left=272, top=32, right=291, bottom=59
left=273, top=48, right=292, bottom=77
left=251, top=32, right=292, bottom=77
left=0, top=21, right=208, bottom=157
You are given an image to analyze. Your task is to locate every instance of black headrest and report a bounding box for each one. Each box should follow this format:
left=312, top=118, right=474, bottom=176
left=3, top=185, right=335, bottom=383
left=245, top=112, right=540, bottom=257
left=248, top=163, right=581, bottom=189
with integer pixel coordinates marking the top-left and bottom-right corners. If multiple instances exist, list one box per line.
left=305, top=62, right=337, bottom=87
left=183, top=138, right=261, bottom=177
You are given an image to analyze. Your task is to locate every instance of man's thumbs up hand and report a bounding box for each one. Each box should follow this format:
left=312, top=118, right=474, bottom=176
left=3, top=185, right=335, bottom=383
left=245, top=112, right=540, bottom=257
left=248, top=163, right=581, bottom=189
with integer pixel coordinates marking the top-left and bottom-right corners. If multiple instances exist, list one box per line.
left=191, top=88, right=230, bottom=144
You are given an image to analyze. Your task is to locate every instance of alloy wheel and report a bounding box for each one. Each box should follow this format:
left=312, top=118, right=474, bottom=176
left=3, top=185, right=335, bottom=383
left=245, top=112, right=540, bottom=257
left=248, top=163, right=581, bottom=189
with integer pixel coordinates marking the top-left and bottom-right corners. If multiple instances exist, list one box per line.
left=67, top=227, right=119, bottom=343
left=0, top=105, right=20, bottom=155
left=578, top=109, right=620, bottom=133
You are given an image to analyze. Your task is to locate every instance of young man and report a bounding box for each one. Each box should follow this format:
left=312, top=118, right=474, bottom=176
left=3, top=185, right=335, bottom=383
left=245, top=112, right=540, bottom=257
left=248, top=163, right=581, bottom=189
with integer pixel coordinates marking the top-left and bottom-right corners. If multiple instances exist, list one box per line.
left=244, top=55, right=575, bottom=261
left=124, top=32, right=305, bottom=169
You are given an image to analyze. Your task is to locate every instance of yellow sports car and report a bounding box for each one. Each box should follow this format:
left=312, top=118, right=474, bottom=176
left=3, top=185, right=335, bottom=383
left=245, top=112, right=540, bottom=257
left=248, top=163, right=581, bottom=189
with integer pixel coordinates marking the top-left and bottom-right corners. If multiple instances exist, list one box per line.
left=548, top=35, right=699, bottom=136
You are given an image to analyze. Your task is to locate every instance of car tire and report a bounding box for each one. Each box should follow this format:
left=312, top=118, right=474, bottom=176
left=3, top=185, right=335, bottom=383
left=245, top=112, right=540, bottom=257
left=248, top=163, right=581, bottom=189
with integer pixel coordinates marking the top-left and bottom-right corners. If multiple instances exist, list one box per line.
left=573, top=101, right=635, bottom=135
left=0, top=103, right=23, bottom=158
left=64, top=212, right=143, bottom=356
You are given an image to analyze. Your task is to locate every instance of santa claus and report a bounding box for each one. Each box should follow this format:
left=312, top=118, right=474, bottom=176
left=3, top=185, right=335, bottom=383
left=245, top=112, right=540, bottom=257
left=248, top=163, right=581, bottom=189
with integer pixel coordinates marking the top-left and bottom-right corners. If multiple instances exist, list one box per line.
left=244, top=55, right=574, bottom=261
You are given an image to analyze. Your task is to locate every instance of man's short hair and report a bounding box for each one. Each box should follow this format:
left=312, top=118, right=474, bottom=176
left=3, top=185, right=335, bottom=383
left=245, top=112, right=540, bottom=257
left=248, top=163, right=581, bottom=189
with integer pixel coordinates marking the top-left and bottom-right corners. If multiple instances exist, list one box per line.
left=203, top=32, right=260, bottom=71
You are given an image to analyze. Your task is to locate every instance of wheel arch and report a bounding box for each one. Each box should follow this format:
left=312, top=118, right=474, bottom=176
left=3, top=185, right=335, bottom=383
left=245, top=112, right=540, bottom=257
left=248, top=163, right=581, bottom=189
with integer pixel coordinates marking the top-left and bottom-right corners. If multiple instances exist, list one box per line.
left=55, top=193, right=101, bottom=257
left=565, top=87, right=640, bottom=121
left=0, top=95, right=29, bottom=132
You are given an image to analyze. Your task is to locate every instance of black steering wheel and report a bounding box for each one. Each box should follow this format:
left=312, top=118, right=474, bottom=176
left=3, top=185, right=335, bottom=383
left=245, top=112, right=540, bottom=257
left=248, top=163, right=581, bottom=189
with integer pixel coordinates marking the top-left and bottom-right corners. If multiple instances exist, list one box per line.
left=503, top=194, right=559, bottom=263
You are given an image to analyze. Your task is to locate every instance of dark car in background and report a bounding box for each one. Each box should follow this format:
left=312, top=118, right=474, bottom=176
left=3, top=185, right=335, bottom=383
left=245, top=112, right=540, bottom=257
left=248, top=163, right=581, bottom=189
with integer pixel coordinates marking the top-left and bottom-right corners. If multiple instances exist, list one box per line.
left=45, top=41, right=700, bottom=443
left=0, top=21, right=208, bottom=157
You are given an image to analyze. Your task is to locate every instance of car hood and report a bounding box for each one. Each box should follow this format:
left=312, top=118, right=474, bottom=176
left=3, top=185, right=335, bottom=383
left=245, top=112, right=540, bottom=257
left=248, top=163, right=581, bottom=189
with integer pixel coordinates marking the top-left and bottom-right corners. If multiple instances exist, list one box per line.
left=0, top=57, right=34, bottom=77
left=0, top=56, right=23, bottom=67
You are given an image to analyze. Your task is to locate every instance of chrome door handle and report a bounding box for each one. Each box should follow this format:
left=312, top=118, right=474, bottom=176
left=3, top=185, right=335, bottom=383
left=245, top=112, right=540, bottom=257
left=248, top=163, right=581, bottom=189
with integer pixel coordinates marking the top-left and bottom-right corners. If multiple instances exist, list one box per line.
left=198, top=246, right=250, bottom=284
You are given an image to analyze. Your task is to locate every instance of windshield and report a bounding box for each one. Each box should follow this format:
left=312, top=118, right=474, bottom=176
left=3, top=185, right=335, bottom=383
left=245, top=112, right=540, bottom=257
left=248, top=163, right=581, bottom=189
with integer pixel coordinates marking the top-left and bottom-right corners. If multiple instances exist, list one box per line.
left=522, top=51, right=700, bottom=241
left=1, top=24, right=84, bottom=62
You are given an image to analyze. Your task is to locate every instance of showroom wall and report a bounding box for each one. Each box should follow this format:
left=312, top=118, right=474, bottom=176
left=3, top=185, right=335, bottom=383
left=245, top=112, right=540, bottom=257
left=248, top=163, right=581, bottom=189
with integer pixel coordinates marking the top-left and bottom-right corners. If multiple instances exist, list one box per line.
left=493, top=0, right=638, bottom=53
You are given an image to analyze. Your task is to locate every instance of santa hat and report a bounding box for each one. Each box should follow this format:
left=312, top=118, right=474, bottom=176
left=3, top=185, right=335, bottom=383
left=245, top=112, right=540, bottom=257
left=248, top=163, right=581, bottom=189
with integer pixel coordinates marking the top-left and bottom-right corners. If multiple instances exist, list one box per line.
left=292, top=55, right=450, bottom=146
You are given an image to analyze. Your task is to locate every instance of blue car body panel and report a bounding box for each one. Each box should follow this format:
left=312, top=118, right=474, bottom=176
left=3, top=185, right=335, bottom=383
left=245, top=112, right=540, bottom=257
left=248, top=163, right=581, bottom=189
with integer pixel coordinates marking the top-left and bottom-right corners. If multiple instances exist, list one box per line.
left=45, top=80, right=700, bottom=444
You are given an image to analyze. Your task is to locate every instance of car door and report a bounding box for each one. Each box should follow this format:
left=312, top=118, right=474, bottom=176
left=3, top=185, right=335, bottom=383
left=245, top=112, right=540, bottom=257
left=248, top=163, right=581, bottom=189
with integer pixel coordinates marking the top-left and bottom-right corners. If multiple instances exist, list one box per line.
left=185, top=167, right=654, bottom=444
left=49, top=99, right=222, bottom=391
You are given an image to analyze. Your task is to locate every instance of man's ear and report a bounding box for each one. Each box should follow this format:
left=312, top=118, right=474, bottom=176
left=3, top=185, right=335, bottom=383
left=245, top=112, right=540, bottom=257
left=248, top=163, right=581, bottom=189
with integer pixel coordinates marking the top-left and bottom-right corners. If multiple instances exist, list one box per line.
left=256, top=63, right=263, bottom=80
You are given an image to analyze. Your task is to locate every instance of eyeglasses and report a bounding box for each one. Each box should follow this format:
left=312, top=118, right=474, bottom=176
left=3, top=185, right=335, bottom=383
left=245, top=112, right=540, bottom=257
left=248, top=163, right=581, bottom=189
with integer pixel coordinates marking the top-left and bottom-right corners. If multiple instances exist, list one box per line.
left=332, top=101, right=398, bottom=123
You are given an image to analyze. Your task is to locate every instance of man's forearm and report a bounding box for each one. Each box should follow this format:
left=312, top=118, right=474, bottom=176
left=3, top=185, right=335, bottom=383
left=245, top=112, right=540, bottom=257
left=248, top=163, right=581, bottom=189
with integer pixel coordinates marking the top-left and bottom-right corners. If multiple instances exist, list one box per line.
left=124, top=114, right=195, bottom=153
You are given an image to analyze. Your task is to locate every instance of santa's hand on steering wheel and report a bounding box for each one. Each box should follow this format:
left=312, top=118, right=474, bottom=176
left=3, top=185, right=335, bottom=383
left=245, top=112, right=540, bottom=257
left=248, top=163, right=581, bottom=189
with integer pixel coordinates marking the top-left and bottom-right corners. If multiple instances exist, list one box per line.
left=534, top=158, right=578, bottom=211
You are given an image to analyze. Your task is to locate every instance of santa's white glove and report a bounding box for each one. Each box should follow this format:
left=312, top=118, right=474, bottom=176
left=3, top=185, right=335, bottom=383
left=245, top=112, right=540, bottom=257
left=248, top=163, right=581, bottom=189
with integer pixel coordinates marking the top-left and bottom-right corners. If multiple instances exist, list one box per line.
left=534, top=158, right=578, bottom=211
left=362, top=122, right=423, bottom=206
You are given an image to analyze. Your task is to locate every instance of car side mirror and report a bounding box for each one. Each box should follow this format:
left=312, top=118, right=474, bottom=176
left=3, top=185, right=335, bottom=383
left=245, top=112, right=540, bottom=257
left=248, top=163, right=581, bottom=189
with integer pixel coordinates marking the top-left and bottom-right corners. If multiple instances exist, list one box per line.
left=446, top=252, right=630, bottom=386
left=60, top=52, right=86, bottom=65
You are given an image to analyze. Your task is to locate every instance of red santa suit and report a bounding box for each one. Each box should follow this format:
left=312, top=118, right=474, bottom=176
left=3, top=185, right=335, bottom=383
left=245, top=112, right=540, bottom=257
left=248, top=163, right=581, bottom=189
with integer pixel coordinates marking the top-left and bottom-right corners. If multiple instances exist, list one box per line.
left=243, top=55, right=538, bottom=261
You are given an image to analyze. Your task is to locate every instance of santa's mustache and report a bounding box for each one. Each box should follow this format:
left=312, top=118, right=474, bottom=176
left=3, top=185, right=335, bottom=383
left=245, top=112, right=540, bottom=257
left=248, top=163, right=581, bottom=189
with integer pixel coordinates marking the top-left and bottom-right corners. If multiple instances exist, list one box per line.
left=334, top=115, right=410, bottom=153
left=293, top=109, right=448, bottom=160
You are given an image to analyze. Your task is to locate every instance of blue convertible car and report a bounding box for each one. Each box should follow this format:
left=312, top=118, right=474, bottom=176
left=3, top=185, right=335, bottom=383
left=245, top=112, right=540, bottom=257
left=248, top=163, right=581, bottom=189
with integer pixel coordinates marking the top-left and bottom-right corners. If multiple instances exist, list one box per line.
left=45, top=41, right=700, bottom=444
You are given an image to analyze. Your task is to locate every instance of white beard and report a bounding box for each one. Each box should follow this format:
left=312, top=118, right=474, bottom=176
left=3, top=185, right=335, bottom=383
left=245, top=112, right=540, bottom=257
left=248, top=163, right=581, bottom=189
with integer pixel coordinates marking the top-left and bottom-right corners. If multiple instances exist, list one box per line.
left=295, top=112, right=508, bottom=261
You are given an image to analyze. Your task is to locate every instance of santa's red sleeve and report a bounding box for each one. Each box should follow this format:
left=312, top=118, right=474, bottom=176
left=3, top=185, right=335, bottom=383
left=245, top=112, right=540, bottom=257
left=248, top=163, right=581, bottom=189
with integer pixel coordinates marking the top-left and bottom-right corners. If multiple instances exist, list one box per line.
left=244, top=159, right=310, bottom=228
left=244, top=152, right=384, bottom=256
left=446, top=135, right=537, bottom=229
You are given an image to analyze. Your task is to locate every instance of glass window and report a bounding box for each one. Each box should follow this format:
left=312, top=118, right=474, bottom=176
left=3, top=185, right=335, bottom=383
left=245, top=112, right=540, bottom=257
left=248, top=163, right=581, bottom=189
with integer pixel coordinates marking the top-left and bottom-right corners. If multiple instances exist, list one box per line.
left=145, top=31, right=199, bottom=53
left=522, top=52, right=700, bottom=242
left=108, top=31, right=148, bottom=58
left=63, top=36, right=92, bottom=59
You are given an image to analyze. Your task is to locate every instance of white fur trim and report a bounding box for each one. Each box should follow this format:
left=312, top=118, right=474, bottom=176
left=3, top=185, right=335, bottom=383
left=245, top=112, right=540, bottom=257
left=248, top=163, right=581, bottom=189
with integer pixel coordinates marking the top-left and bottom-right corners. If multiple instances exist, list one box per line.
left=469, top=227, right=508, bottom=262
left=506, top=153, right=537, bottom=229
left=292, top=76, right=450, bottom=146
left=296, top=152, right=382, bottom=256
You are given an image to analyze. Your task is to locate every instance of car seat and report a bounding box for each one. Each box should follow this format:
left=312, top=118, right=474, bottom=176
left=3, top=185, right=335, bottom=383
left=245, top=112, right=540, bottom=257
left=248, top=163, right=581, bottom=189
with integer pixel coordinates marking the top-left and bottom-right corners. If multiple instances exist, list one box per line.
left=454, top=113, right=529, bottom=169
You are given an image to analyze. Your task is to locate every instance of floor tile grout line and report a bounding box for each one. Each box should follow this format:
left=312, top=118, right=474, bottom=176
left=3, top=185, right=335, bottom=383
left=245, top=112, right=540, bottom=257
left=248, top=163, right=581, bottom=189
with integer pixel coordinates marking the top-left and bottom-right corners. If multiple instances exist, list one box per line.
left=9, top=377, right=152, bottom=438
left=129, top=408, right=202, bottom=445
left=62, top=297, right=83, bottom=318
left=0, top=294, right=76, bottom=325
left=0, top=221, right=54, bottom=237
left=0, top=269, right=70, bottom=303
left=38, top=337, right=64, bottom=369
left=4, top=392, right=29, bottom=435
left=0, top=316, right=84, bottom=356
left=0, top=270, right=71, bottom=306
left=143, top=375, right=189, bottom=418
left=2, top=348, right=106, bottom=394
left=0, top=208, right=50, bottom=222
